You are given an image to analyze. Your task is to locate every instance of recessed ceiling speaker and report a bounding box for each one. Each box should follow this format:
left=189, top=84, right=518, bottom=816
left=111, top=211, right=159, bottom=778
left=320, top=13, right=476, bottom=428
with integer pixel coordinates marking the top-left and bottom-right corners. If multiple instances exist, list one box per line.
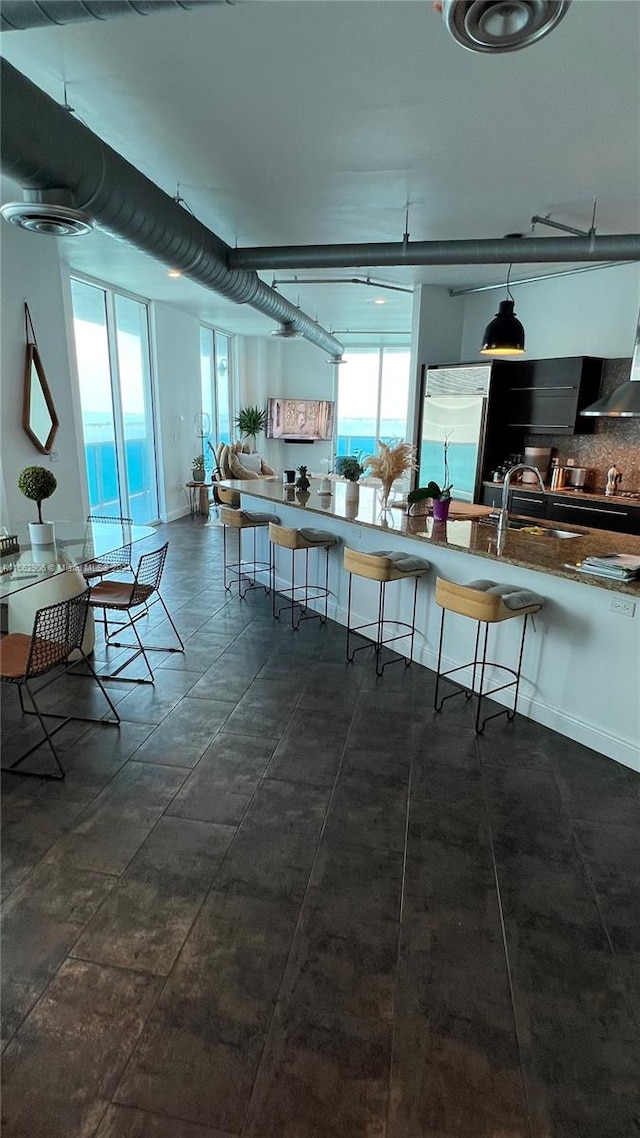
left=0, top=189, right=94, bottom=236
left=441, top=0, right=571, bottom=53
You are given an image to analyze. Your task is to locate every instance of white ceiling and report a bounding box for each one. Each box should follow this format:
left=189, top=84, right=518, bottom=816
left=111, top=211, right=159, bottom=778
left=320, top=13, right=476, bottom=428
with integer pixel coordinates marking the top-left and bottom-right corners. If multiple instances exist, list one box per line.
left=2, top=0, right=639, bottom=341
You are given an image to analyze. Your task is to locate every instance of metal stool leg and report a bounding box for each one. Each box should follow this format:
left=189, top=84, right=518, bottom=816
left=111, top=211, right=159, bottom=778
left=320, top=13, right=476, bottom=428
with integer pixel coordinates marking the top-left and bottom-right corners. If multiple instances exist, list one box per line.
left=434, top=606, right=446, bottom=712
left=407, top=575, right=419, bottom=668
left=375, top=581, right=386, bottom=676
left=474, top=622, right=491, bottom=734
left=508, top=613, right=530, bottom=722
left=346, top=572, right=354, bottom=662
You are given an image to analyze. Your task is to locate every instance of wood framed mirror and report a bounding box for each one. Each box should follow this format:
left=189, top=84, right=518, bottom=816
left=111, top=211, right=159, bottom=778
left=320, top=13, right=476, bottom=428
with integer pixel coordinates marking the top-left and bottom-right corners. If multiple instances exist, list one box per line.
left=23, top=340, right=59, bottom=454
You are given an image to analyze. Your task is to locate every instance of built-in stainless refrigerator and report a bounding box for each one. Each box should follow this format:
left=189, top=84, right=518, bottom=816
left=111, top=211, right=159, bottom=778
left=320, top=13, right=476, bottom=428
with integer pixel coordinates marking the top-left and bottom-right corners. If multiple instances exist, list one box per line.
left=417, top=364, right=491, bottom=503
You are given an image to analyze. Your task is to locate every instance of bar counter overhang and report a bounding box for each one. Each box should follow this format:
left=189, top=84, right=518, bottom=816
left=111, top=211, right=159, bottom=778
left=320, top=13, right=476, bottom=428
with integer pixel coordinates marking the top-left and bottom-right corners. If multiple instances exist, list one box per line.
left=219, top=479, right=640, bottom=771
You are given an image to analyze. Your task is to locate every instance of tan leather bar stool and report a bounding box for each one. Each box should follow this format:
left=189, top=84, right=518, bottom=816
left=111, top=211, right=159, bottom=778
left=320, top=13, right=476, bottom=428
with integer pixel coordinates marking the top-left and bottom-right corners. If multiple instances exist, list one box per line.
left=269, top=523, right=339, bottom=630
left=344, top=548, right=430, bottom=676
left=434, top=577, right=544, bottom=733
left=220, top=506, right=280, bottom=599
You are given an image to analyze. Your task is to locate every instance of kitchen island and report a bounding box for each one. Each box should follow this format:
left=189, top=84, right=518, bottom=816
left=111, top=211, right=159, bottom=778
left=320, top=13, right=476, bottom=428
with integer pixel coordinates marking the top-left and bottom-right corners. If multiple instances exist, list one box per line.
left=221, top=479, right=640, bottom=771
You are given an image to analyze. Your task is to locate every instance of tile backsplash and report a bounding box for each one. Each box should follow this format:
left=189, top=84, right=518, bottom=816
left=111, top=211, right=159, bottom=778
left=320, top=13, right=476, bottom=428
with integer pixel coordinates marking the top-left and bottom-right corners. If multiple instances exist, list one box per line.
left=527, top=358, right=640, bottom=492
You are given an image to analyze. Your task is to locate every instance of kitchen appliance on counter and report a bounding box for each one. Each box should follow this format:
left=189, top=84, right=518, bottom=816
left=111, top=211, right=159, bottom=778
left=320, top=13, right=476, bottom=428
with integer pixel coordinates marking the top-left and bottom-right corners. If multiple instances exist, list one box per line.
left=522, top=447, right=552, bottom=484
left=561, top=466, right=594, bottom=490
left=417, top=364, right=491, bottom=502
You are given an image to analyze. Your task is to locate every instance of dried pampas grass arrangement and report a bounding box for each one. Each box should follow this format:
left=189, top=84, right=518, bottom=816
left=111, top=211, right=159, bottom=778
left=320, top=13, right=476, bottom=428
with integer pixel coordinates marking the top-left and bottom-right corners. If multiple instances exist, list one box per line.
left=363, top=440, right=417, bottom=503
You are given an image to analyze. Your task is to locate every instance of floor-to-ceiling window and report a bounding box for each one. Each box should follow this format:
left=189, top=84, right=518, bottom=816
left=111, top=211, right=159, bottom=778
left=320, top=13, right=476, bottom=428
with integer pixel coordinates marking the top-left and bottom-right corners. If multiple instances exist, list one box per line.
left=199, top=326, right=233, bottom=455
left=335, top=347, right=411, bottom=457
left=71, top=278, right=159, bottom=525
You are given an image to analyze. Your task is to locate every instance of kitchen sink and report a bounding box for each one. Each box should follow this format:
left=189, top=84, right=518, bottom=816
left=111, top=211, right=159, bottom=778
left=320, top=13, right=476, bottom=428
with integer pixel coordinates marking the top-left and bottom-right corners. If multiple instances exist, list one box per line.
left=507, top=520, right=584, bottom=539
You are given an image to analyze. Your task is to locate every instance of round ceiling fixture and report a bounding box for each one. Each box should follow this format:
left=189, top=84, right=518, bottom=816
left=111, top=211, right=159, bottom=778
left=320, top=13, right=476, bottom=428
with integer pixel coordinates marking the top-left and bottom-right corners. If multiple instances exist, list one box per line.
left=0, top=189, right=94, bottom=236
left=271, top=323, right=303, bottom=339
left=442, top=0, right=571, bottom=53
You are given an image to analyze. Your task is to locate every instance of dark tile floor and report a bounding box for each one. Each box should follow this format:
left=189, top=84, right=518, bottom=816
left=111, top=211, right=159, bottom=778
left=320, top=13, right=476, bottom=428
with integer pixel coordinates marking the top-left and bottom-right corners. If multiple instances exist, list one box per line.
left=1, top=517, right=639, bottom=1137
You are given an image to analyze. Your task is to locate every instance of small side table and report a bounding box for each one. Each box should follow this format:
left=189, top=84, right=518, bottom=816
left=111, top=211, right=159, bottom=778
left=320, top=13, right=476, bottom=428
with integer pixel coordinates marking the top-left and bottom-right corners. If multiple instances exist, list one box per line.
left=185, top=481, right=214, bottom=519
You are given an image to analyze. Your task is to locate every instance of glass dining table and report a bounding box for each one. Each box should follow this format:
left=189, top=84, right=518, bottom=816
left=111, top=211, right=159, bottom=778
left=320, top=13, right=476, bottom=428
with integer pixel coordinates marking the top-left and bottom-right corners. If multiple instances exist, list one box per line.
left=1, top=520, right=157, bottom=649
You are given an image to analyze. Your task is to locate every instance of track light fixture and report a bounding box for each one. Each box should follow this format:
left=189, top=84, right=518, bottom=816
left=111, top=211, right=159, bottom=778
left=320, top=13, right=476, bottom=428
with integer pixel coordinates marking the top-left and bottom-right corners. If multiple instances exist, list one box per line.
left=480, top=264, right=526, bottom=356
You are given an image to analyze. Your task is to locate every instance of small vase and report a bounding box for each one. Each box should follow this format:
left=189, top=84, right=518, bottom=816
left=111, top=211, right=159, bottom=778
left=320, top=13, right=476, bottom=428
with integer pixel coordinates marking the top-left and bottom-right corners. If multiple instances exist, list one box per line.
left=192, top=470, right=205, bottom=483
left=432, top=497, right=451, bottom=522
left=380, top=479, right=394, bottom=512
left=29, top=521, right=55, bottom=545
left=344, top=480, right=360, bottom=518
left=296, top=490, right=310, bottom=504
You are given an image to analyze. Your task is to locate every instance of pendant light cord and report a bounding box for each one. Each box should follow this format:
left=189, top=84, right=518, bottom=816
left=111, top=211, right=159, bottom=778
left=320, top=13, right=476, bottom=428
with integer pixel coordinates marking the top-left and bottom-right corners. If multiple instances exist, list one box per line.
left=24, top=302, right=38, bottom=347
left=506, top=263, right=514, bottom=302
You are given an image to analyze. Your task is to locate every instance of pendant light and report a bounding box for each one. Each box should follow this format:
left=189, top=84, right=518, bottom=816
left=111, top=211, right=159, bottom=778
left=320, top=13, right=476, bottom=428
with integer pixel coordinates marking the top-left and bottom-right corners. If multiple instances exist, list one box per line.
left=480, top=264, right=526, bottom=356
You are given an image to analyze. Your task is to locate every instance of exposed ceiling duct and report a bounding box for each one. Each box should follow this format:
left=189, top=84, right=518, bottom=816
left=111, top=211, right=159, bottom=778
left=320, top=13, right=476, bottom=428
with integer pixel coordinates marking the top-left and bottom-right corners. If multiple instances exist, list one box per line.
left=230, top=235, right=640, bottom=272
left=440, top=0, right=572, bottom=54
left=0, top=60, right=344, bottom=361
left=0, top=0, right=222, bottom=34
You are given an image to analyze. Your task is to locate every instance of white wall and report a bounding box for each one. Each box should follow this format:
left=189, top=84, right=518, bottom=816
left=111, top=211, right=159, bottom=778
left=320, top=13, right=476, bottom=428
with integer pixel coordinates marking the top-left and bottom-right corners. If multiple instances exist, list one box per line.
left=237, top=337, right=336, bottom=475
left=409, top=285, right=465, bottom=441
left=460, top=262, right=640, bottom=361
left=0, top=223, right=85, bottom=529
left=150, top=302, right=202, bottom=522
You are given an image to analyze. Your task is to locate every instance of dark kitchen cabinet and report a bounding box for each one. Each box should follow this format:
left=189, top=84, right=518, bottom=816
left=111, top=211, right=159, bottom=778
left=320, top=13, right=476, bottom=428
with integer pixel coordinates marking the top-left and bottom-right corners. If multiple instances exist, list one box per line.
left=501, top=357, right=603, bottom=435
left=480, top=484, right=640, bottom=534
left=481, top=484, right=546, bottom=516
left=546, top=495, right=640, bottom=535
left=508, top=489, right=546, bottom=518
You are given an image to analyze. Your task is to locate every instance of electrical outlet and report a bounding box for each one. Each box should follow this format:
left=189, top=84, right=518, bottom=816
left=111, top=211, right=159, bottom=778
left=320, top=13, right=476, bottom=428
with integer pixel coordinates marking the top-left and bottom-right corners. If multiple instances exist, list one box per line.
left=609, top=599, right=636, bottom=618
left=49, top=449, right=59, bottom=463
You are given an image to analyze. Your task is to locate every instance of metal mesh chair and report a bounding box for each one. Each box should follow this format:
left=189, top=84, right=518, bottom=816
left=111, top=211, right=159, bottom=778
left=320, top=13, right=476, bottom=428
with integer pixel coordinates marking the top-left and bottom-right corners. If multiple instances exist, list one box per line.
left=0, top=588, right=120, bottom=780
left=82, top=515, right=134, bottom=581
left=89, top=542, right=184, bottom=684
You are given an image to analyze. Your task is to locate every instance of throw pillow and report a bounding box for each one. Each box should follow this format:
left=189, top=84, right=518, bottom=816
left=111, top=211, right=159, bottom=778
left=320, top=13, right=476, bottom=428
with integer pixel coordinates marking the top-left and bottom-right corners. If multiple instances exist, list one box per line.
left=240, top=452, right=263, bottom=474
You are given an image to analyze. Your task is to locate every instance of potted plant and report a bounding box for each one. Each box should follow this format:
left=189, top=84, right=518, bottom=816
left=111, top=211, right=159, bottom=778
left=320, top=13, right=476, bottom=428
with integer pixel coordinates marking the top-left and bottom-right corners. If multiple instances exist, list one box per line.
left=408, top=435, right=453, bottom=520
left=233, top=405, right=267, bottom=452
left=296, top=465, right=311, bottom=492
left=18, top=465, right=58, bottom=544
left=335, top=455, right=365, bottom=482
left=335, top=454, right=365, bottom=512
left=192, top=453, right=206, bottom=482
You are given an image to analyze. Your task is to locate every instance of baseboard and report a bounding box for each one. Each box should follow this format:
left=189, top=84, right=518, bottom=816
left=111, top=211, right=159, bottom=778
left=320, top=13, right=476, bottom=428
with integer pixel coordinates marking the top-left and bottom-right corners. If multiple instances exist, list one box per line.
left=166, top=505, right=191, bottom=523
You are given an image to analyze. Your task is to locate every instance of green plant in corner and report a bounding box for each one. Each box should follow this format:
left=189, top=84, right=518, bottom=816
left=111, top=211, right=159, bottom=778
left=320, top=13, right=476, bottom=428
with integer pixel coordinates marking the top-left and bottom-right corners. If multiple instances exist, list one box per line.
left=335, top=454, right=365, bottom=482
left=296, top=465, right=311, bottom=491
left=192, top=454, right=205, bottom=471
left=18, top=465, right=57, bottom=522
left=234, top=405, right=267, bottom=452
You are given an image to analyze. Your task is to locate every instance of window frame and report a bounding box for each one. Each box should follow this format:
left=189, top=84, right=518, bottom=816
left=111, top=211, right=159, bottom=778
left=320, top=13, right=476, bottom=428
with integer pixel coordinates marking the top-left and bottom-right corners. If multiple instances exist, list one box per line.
left=335, top=345, right=412, bottom=461
left=199, top=323, right=234, bottom=453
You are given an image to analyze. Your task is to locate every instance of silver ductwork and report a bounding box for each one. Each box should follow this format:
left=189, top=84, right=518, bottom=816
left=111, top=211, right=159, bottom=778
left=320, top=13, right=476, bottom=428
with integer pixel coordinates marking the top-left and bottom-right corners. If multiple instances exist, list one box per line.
left=230, top=235, right=640, bottom=272
left=0, top=61, right=343, bottom=360
left=0, top=1, right=221, bottom=33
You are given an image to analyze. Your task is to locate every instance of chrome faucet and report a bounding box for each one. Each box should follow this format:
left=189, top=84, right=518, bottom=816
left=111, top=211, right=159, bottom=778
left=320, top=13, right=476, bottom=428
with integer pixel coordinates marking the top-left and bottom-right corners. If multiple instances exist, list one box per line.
left=497, top=464, right=546, bottom=534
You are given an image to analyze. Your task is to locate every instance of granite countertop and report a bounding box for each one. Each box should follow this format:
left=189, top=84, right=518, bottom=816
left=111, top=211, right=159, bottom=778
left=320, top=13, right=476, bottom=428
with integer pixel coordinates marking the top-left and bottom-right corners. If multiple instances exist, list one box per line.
left=221, top=479, right=640, bottom=596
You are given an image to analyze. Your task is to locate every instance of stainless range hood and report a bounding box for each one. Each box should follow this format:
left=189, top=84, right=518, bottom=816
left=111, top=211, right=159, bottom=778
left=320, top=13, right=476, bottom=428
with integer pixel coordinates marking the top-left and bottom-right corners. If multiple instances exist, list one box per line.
left=581, top=310, right=640, bottom=418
